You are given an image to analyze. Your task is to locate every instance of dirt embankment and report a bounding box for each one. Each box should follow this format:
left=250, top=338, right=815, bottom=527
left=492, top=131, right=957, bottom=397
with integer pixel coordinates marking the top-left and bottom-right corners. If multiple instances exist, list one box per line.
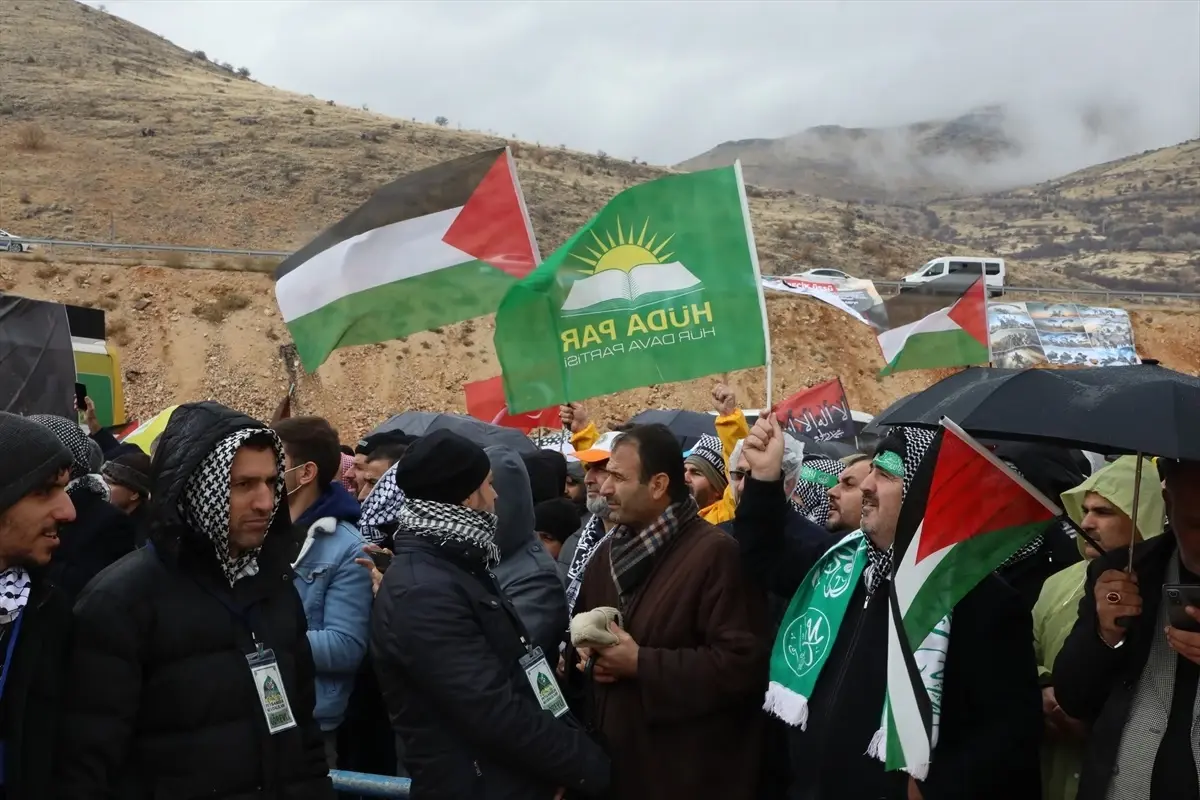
left=3, top=256, right=1199, bottom=441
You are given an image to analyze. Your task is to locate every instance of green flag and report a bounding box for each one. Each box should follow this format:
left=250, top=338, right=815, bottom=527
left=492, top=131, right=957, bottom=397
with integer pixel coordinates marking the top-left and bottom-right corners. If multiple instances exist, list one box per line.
left=495, top=164, right=770, bottom=413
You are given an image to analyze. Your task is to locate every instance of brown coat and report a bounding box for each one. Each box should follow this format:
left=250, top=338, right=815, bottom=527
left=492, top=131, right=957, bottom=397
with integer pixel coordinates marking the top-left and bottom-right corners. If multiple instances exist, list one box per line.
left=574, top=515, right=769, bottom=800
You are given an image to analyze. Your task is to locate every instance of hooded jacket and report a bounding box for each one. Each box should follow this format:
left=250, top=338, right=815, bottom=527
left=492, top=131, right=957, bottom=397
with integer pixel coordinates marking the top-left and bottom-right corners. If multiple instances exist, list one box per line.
left=485, top=445, right=568, bottom=661
left=292, top=483, right=372, bottom=733
left=1032, top=456, right=1165, bottom=800
left=57, top=402, right=333, bottom=800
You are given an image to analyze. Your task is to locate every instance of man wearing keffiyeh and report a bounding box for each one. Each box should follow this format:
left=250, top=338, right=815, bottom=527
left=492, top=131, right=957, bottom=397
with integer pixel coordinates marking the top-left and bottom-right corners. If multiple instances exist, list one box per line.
left=0, top=412, right=77, bottom=799
left=742, top=413, right=1042, bottom=800
left=57, top=402, right=334, bottom=799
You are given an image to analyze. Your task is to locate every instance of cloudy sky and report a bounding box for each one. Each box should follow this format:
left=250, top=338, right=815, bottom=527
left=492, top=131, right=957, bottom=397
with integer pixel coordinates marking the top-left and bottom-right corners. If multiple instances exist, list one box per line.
left=94, top=0, right=1198, bottom=175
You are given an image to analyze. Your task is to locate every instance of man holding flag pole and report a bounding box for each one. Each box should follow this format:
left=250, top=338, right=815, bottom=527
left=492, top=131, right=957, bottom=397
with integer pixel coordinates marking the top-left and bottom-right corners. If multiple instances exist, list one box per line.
left=739, top=411, right=1042, bottom=799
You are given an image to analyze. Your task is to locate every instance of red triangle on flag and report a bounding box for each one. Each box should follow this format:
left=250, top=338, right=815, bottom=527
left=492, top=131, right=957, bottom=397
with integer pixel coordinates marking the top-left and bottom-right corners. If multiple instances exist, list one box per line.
left=946, top=277, right=988, bottom=349
left=914, top=426, right=1056, bottom=564
left=463, top=375, right=558, bottom=433
left=442, top=153, right=538, bottom=280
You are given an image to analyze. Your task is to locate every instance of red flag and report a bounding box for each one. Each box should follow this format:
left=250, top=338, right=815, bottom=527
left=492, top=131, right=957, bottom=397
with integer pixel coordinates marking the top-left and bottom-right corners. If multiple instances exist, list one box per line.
left=464, top=375, right=558, bottom=432
left=774, top=378, right=854, bottom=442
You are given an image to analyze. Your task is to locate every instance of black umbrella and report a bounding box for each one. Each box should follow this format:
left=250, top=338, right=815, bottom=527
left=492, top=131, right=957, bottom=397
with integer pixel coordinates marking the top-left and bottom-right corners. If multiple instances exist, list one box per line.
left=873, top=362, right=1200, bottom=461
left=627, top=409, right=716, bottom=451
left=373, top=411, right=538, bottom=455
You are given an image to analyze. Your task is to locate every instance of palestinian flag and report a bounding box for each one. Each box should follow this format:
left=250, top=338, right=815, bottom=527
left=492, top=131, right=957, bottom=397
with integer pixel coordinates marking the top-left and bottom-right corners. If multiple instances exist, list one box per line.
left=877, top=275, right=989, bottom=376
left=878, top=417, right=1060, bottom=777
left=274, top=148, right=540, bottom=371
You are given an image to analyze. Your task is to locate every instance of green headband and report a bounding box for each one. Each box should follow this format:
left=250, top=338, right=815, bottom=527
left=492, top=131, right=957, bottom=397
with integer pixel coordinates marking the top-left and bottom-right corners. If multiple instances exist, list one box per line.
left=800, top=464, right=838, bottom=489
left=873, top=450, right=904, bottom=479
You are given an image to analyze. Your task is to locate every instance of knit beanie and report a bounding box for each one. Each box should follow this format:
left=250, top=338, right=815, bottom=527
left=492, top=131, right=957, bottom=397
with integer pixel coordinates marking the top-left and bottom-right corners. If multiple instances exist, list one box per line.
left=685, top=434, right=728, bottom=494
left=534, top=497, right=584, bottom=544
left=101, top=451, right=153, bottom=498
left=0, top=412, right=73, bottom=517
left=392, top=429, right=491, bottom=506
left=522, top=450, right=569, bottom=505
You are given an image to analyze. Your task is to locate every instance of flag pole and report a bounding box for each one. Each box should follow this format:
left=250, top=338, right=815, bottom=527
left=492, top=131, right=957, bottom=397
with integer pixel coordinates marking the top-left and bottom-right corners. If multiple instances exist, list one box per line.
left=939, top=416, right=1063, bottom=515
left=734, top=160, right=773, bottom=409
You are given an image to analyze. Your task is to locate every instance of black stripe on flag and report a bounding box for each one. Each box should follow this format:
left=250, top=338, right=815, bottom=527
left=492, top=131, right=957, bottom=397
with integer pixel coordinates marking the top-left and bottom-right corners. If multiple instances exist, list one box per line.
left=881, top=273, right=980, bottom=331
left=274, top=147, right=507, bottom=280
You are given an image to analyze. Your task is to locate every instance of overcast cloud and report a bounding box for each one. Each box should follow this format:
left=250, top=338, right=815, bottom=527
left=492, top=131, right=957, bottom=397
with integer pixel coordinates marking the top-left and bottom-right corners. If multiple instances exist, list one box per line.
left=94, top=0, right=1199, bottom=179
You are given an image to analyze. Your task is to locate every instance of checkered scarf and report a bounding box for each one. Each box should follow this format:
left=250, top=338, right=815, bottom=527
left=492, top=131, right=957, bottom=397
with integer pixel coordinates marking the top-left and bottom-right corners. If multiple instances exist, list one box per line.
left=339, top=452, right=356, bottom=494
left=566, top=513, right=610, bottom=615
left=29, top=414, right=109, bottom=502
left=395, top=498, right=500, bottom=565
left=869, top=426, right=937, bottom=594
left=359, top=461, right=404, bottom=546
left=608, top=496, right=699, bottom=602
left=182, top=428, right=285, bottom=587
left=0, top=568, right=31, bottom=628
left=794, top=456, right=842, bottom=526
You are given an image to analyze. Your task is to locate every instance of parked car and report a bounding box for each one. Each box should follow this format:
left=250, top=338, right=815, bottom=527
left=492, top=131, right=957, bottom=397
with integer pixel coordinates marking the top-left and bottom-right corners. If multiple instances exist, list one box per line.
left=0, top=229, right=32, bottom=253
left=790, top=268, right=854, bottom=282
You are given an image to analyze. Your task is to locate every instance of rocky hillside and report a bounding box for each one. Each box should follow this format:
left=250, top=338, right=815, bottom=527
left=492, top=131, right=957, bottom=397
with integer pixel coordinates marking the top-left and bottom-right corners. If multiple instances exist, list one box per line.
left=0, top=0, right=946, bottom=283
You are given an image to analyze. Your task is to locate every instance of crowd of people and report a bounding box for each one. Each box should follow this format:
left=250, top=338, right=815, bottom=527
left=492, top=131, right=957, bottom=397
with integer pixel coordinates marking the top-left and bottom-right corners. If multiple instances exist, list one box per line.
left=0, top=380, right=1196, bottom=800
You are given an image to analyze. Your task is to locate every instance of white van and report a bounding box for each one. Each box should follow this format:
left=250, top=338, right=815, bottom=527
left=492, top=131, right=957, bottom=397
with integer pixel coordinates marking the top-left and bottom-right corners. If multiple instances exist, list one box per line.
left=902, top=256, right=1005, bottom=296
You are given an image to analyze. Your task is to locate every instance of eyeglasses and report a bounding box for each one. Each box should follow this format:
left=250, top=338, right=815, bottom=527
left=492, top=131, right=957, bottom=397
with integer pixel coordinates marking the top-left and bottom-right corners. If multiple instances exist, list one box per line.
left=729, top=470, right=748, bottom=480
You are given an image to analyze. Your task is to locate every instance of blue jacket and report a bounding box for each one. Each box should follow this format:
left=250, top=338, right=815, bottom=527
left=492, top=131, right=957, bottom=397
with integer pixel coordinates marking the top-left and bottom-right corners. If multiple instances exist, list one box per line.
left=293, top=484, right=372, bottom=732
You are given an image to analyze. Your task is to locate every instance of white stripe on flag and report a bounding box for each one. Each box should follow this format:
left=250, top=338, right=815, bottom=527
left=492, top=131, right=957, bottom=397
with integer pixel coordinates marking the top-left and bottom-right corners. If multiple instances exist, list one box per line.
left=886, top=600, right=932, bottom=773
left=878, top=306, right=959, bottom=364
left=893, top=522, right=951, bottom=617
left=276, top=206, right=469, bottom=322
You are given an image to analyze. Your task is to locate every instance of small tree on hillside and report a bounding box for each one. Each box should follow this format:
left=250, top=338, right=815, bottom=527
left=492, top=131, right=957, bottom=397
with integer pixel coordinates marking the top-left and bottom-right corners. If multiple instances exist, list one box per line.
left=237, top=66, right=251, bottom=78
left=434, top=116, right=449, bottom=127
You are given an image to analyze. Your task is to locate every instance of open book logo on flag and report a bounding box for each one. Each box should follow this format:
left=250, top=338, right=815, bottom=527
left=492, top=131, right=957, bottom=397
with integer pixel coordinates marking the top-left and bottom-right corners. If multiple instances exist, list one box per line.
left=561, top=217, right=704, bottom=316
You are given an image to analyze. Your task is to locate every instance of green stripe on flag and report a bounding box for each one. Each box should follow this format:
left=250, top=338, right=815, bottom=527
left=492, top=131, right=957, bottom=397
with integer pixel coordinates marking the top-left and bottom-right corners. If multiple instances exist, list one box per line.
left=880, top=328, right=990, bottom=376
left=902, top=521, right=1046, bottom=648
left=286, top=260, right=512, bottom=371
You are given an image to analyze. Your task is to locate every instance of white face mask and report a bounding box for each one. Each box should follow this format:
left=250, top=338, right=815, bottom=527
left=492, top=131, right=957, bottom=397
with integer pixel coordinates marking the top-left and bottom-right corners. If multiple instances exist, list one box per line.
left=282, top=464, right=312, bottom=498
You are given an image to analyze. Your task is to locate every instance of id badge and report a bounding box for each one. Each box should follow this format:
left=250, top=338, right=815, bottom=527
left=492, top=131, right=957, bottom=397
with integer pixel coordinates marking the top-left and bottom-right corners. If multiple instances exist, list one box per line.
left=519, top=646, right=568, bottom=718
left=246, top=647, right=297, bottom=734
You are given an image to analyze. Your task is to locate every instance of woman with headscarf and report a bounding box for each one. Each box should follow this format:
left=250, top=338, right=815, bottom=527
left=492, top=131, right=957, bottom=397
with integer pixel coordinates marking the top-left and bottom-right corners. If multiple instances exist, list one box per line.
left=31, top=414, right=137, bottom=600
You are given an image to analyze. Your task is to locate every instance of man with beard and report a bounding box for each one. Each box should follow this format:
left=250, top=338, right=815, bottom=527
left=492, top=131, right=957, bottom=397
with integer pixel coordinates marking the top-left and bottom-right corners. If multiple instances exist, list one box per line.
left=0, top=413, right=77, bottom=799
left=58, top=402, right=333, bottom=799
left=741, top=415, right=1041, bottom=800
left=561, top=430, right=623, bottom=614
left=826, top=453, right=870, bottom=534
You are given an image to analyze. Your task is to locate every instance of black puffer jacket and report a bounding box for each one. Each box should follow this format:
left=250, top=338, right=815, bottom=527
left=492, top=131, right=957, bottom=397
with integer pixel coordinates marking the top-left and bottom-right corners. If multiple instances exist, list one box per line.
left=48, top=488, right=137, bottom=601
left=372, top=535, right=609, bottom=800
left=56, top=402, right=333, bottom=800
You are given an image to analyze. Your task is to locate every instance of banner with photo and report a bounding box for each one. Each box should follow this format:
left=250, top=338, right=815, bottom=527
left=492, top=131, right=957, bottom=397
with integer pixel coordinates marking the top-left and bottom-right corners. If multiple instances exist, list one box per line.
left=988, top=302, right=1140, bottom=369
left=761, top=275, right=885, bottom=328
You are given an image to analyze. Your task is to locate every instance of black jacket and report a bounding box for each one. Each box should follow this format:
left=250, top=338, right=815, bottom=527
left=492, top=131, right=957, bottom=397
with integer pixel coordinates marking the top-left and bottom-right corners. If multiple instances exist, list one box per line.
left=0, top=570, right=72, bottom=800
left=485, top=446, right=568, bottom=662
left=733, top=476, right=1043, bottom=800
left=56, top=402, right=333, bottom=800
left=372, top=535, right=609, bottom=800
left=1054, top=532, right=1186, bottom=800
left=48, top=488, right=137, bottom=602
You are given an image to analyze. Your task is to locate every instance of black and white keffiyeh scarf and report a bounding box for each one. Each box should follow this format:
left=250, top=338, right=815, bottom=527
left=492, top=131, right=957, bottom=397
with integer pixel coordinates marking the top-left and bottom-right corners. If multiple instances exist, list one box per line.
left=0, top=568, right=32, bottom=627
left=866, top=426, right=937, bottom=593
left=182, top=428, right=285, bottom=587
left=794, top=456, right=843, bottom=527
left=394, top=498, right=500, bottom=565
left=608, top=497, right=699, bottom=602
left=565, top=513, right=609, bottom=615
left=29, top=414, right=109, bottom=501
left=359, top=461, right=404, bottom=546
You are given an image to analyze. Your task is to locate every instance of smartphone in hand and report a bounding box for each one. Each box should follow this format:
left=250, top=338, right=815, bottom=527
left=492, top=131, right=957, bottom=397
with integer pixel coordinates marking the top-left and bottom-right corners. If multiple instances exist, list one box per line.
left=1164, top=584, right=1200, bottom=633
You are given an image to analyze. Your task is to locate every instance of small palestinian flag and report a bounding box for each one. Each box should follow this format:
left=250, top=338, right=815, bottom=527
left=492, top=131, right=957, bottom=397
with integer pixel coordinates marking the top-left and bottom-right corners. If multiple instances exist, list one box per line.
left=873, top=416, right=1060, bottom=778
left=877, top=275, right=989, bottom=376
left=274, top=148, right=540, bottom=371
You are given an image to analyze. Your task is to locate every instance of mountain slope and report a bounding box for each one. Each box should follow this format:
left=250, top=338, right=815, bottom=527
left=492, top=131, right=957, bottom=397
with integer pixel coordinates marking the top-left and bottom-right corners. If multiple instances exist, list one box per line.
left=0, top=0, right=944, bottom=282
